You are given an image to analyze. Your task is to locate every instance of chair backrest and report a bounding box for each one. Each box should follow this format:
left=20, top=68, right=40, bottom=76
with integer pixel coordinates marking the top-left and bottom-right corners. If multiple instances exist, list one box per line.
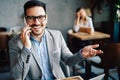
left=9, top=26, right=22, bottom=33
left=0, top=27, right=7, bottom=32
left=85, top=8, right=92, bottom=17
left=0, top=34, right=10, bottom=65
left=60, top=61, right=70, bottom=77
left=94, top=43, right=120, bottom=68
left=0, top=34, right=9, bottom=49
left=108, top=43, right=120, bottom=67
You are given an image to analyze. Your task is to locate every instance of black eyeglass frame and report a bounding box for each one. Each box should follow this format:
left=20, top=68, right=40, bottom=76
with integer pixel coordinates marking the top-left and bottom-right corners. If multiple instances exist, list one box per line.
left=25, top=15, right=46, bottom=22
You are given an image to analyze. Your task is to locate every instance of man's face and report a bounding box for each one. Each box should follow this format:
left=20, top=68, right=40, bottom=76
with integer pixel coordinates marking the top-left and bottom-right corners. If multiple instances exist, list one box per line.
left=25, top=6, right=47, bottom=36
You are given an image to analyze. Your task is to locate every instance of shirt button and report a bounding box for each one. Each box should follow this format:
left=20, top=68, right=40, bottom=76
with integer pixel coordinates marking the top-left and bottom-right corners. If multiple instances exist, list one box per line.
left=43, top=64, right=45, bottom=67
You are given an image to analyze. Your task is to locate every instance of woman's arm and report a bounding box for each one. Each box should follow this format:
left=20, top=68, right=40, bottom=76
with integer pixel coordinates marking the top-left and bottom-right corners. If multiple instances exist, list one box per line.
left=73, top=12, right=80, bottom=32
left=89, top=17, right=94, bottom=32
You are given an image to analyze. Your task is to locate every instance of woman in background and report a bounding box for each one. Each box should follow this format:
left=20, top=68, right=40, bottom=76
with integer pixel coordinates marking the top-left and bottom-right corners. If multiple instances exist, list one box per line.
left=73, top=8, right=94, bottom=33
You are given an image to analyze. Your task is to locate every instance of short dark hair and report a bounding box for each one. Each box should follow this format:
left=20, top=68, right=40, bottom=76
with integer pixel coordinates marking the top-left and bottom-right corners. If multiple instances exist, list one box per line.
left=24, top=0, right=46, bottom=15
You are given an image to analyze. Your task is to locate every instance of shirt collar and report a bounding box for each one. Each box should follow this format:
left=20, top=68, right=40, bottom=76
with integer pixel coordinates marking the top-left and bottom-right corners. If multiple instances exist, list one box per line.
left=30, top=32, right=46, bottom=42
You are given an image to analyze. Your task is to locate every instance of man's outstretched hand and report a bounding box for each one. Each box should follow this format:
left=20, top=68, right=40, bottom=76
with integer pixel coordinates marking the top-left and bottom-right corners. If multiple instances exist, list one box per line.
left=81, top=44, right=103, bottom=58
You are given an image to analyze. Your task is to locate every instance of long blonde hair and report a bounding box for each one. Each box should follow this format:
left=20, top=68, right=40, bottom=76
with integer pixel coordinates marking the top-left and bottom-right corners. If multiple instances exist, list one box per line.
left=76, top=8, right=88, bottom=24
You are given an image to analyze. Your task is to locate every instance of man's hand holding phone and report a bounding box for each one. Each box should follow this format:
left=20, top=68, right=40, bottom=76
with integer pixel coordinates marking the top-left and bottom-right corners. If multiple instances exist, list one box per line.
left=20, top=25, right=31, bottom=49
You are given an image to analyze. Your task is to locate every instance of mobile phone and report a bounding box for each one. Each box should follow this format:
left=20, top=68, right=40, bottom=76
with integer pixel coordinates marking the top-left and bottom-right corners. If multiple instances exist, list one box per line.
left=24, top=17, right=27, bottom=25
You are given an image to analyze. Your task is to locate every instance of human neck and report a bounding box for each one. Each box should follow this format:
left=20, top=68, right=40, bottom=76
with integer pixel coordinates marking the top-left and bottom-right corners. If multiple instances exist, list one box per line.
left=31, top=31, right=45, bottom=41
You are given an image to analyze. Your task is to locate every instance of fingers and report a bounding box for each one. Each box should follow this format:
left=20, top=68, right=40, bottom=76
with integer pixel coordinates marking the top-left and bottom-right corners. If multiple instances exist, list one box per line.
left=82, top=44, right=103, bottom=58
left=20, top=25, right=32, bottom=49
left=76, top=12, right=80, bottom=17
left=21, top=25, right=31, bottom=39
left=89, top=48, right=96, bottom=56
left=96, top=50, right=103, bottom=54
left=25, top=29, right=31, bottom=38
left=89, top=49, right=103, bottom=57
left=90, top=44, right=99, bottom=48
left=20, top=25, right=32, bottom=45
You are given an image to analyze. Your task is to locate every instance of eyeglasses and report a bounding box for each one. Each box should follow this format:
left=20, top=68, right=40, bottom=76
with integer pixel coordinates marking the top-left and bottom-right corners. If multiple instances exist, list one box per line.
left=25, top=15, right=46, bottom=23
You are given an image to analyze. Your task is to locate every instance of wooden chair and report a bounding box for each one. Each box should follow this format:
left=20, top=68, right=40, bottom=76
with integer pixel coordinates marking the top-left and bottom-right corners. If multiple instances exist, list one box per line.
left=84, top=8, right=92, bottom=17
left=0, top=34, right=10, bottom=68
left=9, top=26, right=22, bottom=33
left=90, top=43, right=120, bottom=80
left=60, top=61, right=71, bottom=77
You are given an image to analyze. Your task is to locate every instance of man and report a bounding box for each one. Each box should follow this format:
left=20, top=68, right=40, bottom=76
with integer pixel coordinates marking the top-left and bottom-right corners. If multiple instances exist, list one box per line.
left=9, top=0, right=103, bottom=80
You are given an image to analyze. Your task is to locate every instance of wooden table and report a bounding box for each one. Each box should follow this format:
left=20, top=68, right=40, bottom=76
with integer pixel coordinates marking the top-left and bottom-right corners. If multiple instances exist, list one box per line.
left=67, top=30, right=111, bottom=53
left=0, top=32, right=12, bottom=36
left=68, top=31, right=110, bottom=41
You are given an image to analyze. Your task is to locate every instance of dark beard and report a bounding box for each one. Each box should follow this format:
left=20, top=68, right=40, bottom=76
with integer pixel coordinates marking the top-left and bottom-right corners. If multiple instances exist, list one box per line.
left=31, top=27, right=45, bottom=36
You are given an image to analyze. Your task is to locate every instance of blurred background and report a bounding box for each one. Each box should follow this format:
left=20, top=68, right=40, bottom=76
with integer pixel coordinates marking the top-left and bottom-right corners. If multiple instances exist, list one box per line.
left=0, top=0, right=116, bottom=40
left=0, top=0, right=120, bottom=80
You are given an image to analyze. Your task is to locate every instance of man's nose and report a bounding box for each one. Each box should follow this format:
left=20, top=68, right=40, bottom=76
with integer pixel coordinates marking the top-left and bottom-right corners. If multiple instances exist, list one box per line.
left=34, top=18, right=41, bottom=25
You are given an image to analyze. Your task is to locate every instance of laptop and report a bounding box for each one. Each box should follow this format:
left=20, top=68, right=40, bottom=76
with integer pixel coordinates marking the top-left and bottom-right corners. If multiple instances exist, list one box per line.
left=89, top=74, right=105, bottom=80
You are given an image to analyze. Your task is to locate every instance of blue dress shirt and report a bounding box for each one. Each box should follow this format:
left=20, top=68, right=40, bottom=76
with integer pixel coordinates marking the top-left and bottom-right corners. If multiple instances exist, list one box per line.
left=30, top=34, right=55, bottom=80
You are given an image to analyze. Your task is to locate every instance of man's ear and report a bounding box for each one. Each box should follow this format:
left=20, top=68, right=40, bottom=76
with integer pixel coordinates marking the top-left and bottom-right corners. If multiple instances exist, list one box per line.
left=45, top=14, right=48, bottom=23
